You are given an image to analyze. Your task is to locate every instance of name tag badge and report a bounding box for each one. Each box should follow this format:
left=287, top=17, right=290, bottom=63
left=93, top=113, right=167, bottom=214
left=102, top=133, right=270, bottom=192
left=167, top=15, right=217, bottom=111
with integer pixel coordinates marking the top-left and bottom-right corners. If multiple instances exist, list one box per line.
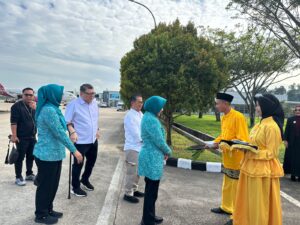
left=293, top=121, right=296, bottom=124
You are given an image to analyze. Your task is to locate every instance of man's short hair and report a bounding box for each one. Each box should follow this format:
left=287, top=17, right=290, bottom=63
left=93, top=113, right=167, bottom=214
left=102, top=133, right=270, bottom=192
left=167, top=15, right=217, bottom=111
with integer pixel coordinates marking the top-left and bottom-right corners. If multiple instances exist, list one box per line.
left=80, top=84, right=94, bottom=92
left=130, top=94, right=142, bottom=103
left=22, top=87, right=34, bottom=93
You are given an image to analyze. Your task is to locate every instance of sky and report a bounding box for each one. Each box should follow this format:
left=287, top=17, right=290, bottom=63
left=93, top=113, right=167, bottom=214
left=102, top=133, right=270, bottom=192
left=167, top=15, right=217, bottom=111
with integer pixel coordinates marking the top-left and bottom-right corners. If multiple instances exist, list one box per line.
left=0, top=0, right=297, bottom=93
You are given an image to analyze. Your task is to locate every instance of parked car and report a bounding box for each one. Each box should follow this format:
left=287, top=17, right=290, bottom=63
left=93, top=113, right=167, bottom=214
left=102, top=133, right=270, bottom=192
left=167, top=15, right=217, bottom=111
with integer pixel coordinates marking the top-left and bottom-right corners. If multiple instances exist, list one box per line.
left=116, top=102, right=125, bottom=111
left=99, top=102, right=108, bottom=108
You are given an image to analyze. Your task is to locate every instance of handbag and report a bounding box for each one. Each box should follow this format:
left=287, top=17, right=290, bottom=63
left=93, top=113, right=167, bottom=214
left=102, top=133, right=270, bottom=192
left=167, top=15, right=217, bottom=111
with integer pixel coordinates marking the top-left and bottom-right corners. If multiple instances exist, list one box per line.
left=5, top=137, right=19, bottom=165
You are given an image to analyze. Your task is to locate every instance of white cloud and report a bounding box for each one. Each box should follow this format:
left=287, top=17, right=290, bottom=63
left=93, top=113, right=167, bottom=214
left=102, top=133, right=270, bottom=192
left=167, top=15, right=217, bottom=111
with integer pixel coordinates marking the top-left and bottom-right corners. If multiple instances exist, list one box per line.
left=3, top=0, right=287, bottom=93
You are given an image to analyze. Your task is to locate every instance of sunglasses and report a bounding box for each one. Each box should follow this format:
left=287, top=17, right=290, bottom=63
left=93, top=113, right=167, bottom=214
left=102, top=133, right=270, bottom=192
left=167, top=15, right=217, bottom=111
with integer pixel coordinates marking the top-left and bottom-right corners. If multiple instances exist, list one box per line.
left=295, top=109, right=300, bottom=112
left=24, top=94, right=34, bottom=97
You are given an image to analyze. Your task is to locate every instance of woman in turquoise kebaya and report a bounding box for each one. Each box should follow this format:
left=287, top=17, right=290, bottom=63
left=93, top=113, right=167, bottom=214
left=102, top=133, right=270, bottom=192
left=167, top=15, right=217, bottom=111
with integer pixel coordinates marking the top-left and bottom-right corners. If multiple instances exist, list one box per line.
left=138, top=96, right=172, bottom=225
left=33, top=84, right=83, bottom=225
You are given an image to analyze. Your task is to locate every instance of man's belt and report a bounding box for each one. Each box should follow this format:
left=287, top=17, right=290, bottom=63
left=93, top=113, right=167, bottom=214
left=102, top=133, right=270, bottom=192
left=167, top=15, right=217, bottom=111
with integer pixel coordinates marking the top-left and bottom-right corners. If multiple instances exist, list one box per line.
left=221, top=165, right=240, bottom=179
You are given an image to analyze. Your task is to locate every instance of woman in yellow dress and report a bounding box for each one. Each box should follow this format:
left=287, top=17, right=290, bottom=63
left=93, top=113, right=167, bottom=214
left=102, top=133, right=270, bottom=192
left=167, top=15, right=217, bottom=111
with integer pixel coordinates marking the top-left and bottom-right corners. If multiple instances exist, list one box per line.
left=232, top=94, right=284, bottom=225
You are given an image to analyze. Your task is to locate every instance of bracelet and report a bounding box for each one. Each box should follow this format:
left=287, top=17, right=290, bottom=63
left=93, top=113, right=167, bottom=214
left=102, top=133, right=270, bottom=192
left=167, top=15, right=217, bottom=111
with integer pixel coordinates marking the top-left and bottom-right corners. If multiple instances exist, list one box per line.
left=69, top=131, right=76, bottom=136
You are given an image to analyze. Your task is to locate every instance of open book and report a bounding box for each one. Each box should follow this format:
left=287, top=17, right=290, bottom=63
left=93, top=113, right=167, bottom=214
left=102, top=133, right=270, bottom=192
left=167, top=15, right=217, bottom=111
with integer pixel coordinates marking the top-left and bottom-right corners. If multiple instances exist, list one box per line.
left=220, top=139, right=258, bottom=154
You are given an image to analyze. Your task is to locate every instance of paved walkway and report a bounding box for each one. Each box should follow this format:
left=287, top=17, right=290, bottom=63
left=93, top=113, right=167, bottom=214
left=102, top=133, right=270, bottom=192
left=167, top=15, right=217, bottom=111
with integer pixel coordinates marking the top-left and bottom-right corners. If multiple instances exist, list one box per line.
left=0, top=107, right=299, bottom=225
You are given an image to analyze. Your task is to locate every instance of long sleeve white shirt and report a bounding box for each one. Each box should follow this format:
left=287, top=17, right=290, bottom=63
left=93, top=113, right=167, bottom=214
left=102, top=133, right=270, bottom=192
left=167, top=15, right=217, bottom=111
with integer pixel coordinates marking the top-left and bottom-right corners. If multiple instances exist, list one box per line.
left=124, top=108, right=143, bottom=152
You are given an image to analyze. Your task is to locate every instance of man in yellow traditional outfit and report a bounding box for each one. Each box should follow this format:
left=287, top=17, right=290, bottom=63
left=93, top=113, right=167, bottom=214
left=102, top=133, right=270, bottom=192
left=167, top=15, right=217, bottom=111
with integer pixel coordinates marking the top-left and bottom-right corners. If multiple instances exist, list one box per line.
left=230, top=94, right=284, bottom=225
left=209, top=93, right=249, bottom=223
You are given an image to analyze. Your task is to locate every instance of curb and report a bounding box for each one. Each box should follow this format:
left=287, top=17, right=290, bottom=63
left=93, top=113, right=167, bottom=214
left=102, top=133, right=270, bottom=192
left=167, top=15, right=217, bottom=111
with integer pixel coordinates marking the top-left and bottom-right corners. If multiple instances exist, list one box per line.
left=96, top=157, right=125, bottom=225
left=166, top=157, right=222, bottom=173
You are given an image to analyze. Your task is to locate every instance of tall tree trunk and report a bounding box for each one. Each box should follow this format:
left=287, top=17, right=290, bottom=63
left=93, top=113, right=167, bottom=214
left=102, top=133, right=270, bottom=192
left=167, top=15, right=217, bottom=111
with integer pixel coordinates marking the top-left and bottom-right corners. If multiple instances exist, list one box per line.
left=198, top=112, right=203, bottom=118
left=249, top=101, right=255, bottom=127
left=166, top=112, right=173, bottom=146
left=215, top=108, right=221, bottom=121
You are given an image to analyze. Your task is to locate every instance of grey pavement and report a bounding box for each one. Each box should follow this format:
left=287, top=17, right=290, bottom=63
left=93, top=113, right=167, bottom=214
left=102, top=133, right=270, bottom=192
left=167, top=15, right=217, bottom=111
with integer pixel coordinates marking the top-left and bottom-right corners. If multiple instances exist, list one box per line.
left=0, top=106, right=300, bottom=225
left=115, top=167, right=300, bottom=225
left=0, top=102, right=12, bottom=112
left=0, top=108, right=125, bottom=225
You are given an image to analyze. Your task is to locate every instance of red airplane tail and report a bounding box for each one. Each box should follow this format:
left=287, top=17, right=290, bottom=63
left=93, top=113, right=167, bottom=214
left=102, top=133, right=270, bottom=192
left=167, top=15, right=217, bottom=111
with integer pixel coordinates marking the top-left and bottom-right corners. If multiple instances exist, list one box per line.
left=0, top=83, right=13, bottom=97
left=0, top=83, right=5, bottom=91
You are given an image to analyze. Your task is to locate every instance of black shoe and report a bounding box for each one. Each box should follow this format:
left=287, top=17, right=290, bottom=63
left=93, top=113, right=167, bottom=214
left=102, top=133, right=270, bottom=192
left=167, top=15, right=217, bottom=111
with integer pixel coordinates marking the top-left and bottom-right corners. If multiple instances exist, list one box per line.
left=25, top=173, right=36, bottom=181
left=81, top=180, right=94, bottom=191
left=35, top=215, right=58, bottom=224
left=49, top=210, right=63, bottom=219
left=291, top=175, right=296, bottom=181
left=134, top=191, right=145, bottom=198
left=71, top=187, right=87, bottom=197
left=211, top=207, right=232, bottom=215
left=139, top=221, right=158, bottom=225
left=155, top=215, right=163, bottom=224
left=123, top=194, right=139, bottom=203
left=224, top=219, right=233, bottom=225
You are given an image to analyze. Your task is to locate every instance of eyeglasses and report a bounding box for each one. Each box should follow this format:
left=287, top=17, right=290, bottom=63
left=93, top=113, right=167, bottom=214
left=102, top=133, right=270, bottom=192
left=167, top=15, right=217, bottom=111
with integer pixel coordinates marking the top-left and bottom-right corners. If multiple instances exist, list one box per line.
left=24, top=94, right=33, bottom=97
left=84, top=92, right=95, bottom=96
left=295, top=109, right=300, bottom=112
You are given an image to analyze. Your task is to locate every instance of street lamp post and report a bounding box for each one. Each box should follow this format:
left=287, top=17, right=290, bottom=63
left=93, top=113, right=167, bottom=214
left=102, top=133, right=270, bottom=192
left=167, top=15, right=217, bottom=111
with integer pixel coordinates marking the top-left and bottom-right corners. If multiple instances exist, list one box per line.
left=128, top=0, right=157, bottom=29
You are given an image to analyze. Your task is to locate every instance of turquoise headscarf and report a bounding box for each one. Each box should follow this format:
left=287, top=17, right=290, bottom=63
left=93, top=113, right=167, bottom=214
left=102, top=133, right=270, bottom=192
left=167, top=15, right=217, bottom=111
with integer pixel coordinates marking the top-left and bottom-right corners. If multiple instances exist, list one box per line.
left=35, top=84, right=67, bottom=130
left=144, top=96, right=167, bottom=115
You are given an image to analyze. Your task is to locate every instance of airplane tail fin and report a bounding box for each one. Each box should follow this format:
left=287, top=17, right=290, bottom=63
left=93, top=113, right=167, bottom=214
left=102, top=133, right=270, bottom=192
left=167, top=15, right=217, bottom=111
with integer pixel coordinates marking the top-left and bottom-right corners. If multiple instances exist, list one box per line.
left=0, top=83, right=5, bottom=91
left=0, top=83, right=14, bottom=97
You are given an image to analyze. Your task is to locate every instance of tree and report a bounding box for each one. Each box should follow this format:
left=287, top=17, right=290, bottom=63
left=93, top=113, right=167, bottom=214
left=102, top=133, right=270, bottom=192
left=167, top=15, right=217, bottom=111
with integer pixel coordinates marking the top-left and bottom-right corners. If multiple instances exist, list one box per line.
left=287, top=83, right=300, bottom=101
left=227, top=0, right=300, bottom=59
left=268, top=85, right=287, bottom=94
left=203, top=27, right=297, bottom=126
left=120, top=20, right=228, bottom=145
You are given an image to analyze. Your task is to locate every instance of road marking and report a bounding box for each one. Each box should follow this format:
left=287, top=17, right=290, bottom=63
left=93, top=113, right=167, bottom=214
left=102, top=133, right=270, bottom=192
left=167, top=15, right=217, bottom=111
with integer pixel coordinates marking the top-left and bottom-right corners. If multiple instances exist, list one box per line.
left=281, top=191, right=300, bottom=208
left=96, top=157, right=124, bottom=225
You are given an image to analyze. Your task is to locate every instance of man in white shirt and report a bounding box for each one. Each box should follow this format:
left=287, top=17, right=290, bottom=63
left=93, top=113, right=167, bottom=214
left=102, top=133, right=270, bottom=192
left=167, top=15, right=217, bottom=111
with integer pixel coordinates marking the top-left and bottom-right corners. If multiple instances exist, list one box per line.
left=65, top=84, right=100, bottom=197
left=123, top=94, right=144, bottom=203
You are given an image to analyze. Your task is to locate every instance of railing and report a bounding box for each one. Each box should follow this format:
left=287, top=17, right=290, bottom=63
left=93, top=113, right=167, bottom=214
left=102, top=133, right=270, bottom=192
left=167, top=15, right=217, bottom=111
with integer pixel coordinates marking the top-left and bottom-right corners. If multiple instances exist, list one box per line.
left=172, top=122, right=220, bottom=156
left=173, top=122, right=215, bottom=141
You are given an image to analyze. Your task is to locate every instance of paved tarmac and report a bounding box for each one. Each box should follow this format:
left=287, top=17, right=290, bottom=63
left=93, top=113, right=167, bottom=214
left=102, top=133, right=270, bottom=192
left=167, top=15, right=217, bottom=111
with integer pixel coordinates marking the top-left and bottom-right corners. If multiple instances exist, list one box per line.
left=0, top=102, right=12, bottom=112
left=0, top=106, right=299, bottom=225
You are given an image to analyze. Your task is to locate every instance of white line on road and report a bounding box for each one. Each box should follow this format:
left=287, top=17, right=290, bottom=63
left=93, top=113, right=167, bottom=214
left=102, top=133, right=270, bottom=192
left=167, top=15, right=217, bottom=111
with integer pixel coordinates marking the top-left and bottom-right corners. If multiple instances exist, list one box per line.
left=96, top=157, right=124, bottom=225
left=281, top=191, right=300, bottom=208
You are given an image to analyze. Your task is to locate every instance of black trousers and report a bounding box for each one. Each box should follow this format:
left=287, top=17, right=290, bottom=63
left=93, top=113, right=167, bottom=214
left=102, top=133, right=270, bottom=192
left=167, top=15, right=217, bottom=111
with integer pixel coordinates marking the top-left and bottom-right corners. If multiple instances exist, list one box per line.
left=142, top=177, right=160, bottom=225
left=35, top=158, right=62, bottom=218
left=15, top=138, right=36, bottom=178
left=72, top=140, right=98, bottom=189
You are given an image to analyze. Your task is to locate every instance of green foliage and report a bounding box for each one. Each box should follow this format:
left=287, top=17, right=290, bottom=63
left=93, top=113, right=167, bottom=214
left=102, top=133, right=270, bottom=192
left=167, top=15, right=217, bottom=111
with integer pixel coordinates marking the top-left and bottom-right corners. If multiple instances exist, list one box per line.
left=227, top=0, right=300, bottom=59
left=120, top=20, right=229, bottom=145
left=191, top=150, right=204, bottom=161
left=202, top=26, right=295, bottom=126
left=204, top=27, right=293, bottom=86
left=120, top=20, right=228, bottom=114
left=268, top=86, right=287, bottom=95
left=287, top=83, right=300, bottom=101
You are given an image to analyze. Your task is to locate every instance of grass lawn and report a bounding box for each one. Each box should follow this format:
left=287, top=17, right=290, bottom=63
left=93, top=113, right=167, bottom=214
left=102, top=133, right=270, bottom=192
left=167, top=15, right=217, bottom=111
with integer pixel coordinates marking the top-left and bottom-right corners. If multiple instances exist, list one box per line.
left=171, top=129, right=222, bottom=162
left=173, top=114, right=286, bottom=163
left=175, top=114, right=221, bottom=137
